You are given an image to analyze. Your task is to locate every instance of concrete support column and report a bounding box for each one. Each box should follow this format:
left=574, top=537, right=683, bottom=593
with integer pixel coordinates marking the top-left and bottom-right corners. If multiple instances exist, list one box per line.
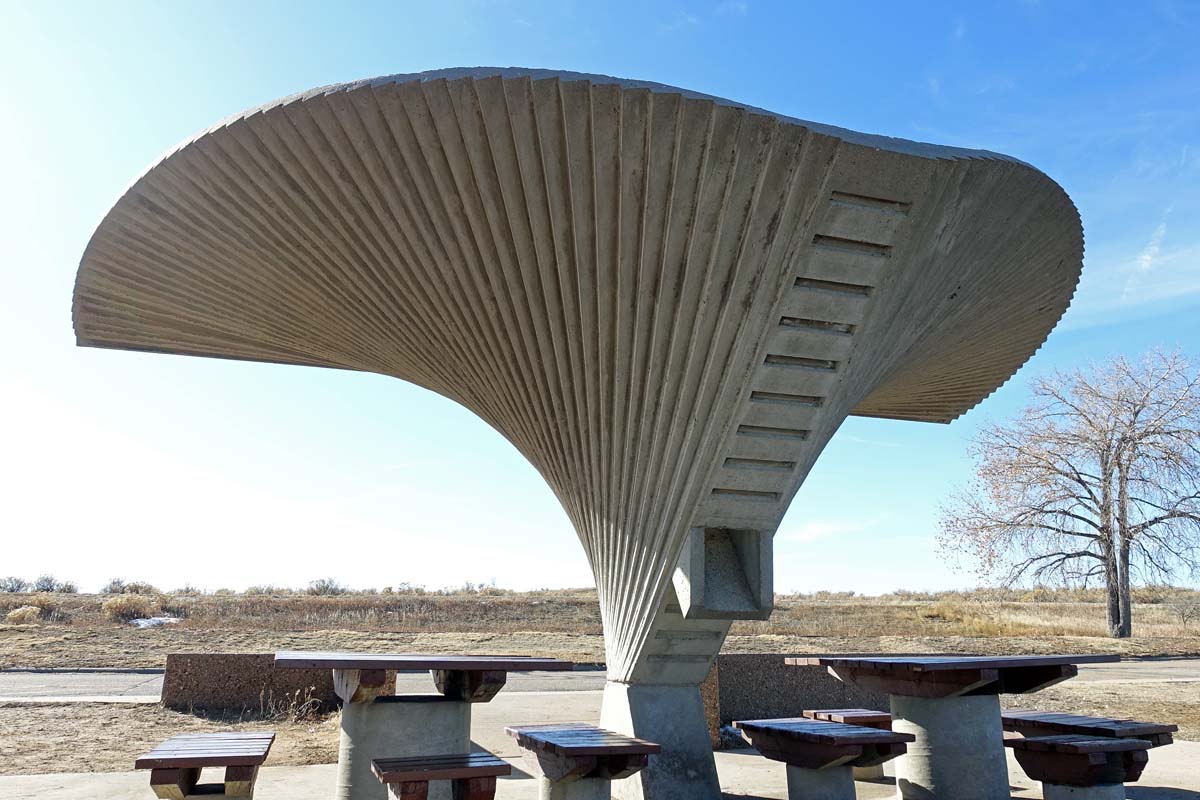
left=890, top=694, right=1009, bottom=800
left=337, top=696, right=470, bottom=800
left=1043, top=784, right=1127, bottom=800
left=599, top=682, right=720, bottom=800
left=536, top=775, right=612, bottom=800
left=852, top=764, right=885, bottom=781
left=785, top=764, right=856, bottom=800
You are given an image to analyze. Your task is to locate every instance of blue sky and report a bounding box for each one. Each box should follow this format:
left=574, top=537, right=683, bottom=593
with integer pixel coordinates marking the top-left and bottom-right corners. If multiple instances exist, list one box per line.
left=2, top=1, right=1197, bottom=593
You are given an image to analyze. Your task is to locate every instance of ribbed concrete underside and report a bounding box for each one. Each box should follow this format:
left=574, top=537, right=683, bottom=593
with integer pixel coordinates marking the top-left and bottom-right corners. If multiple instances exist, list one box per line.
left=72, top=68, right=1083, bottom=680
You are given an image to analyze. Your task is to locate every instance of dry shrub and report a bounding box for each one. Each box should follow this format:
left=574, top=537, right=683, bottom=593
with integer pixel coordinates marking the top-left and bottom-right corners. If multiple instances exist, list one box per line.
left=5, top=605, right=41, bottom=624
left=156, top=594, right=193, bottom=618
left=31, top=594, right=65, bottom=621
left=101, top=594, right=158, bottom=622
left=915, top=599, right=1029, bottom=636
left=260, top=686, right=322, bottom=722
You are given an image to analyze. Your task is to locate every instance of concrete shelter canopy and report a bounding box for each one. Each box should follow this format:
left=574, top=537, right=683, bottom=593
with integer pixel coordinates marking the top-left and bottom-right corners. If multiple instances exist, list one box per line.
left=73, top=67, right=1084, bottom=799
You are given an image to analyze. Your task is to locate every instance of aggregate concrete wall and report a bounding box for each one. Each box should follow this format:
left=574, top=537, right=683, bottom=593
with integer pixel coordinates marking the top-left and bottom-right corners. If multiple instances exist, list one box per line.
left=707, top=654, right=888, bottom=741
left=161, top=653, right=393, bottom=713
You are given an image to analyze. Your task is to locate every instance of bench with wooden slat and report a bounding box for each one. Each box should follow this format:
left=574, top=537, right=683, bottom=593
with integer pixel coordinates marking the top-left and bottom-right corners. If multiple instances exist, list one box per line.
left=802, top=708, right=892, bottom=728
left=1002, top=709, right=1178, bottom=747
left=802, top=709, right=893, bottom=780
left=372, top=752, right=511, bottom=800
left=735, top=718, right=915, bottom=800
left=735, top=718, right=914, bottom=768
left=506, top=723, right=660, bottom=798
left=1006, top=734, right=1152, bottom=794
left=135, top=731, right=274, bottom=799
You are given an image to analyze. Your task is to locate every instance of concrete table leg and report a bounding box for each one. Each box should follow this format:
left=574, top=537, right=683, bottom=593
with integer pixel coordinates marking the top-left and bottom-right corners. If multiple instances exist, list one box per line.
left=535, top=775, right=611, bottom=800
left=600, top=682, right=720, bottom=800
left=785, top=764, right=856, bottom=800
left=852, top=764, right=885, bottom=781
left=1043, top=785, right=1127, bottom=800
left=890, top=694, right=1009, bottom=800
left=337, top=696, right=470, bottom=800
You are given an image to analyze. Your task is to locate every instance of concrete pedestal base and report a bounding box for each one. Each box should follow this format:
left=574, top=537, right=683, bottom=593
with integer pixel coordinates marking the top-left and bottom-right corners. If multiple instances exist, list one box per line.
left=852, top=764, right=885, bottom=781
left=785, top=764, right=855, bottom=800
left=337, top=695, right=470, bottom=800
left=536, top=776, right=611, bottom=800
left=599, top=682, right=719, bottom=800
left=890, top=694, right=1008, bottom=800
left=1043, top=784, right=1127, bottom=800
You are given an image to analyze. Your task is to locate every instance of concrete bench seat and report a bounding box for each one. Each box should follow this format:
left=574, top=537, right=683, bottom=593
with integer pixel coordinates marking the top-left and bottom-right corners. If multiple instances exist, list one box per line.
left=802, top=709, right=892, bottom=781
left=1005, top=734, right=1152, bottom=800
left=1002, top=709, right=1178, bottom=748
left=371, top=752, right=511, bottom=800
left=735, top=717, right=914, bottom=800
left=134, top=731, right=275, bottom=799
left=506, top=723, right=660, bottom=799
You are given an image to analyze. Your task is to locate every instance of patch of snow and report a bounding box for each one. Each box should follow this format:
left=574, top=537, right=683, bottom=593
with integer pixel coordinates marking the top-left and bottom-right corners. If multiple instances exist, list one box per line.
left=129, top=616, right=182, bottom=629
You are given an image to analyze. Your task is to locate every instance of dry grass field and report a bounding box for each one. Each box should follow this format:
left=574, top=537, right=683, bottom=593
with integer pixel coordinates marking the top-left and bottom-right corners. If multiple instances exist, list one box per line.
left=2, top=585, right=1199, bottom=669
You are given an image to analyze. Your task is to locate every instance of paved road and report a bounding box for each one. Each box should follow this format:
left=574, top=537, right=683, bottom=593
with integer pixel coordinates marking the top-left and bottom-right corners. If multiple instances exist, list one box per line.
left=0, top=658, right=1194, bottom=702
left=0, top=667, right=608, bottom=702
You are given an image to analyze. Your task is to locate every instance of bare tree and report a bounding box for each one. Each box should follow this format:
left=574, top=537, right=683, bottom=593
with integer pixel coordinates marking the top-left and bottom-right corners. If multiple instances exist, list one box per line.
left=939, top=349, right=1200, bottom=637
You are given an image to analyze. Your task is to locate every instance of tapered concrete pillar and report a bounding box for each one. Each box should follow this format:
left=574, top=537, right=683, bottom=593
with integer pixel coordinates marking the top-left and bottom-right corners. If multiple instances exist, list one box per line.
left=599, top=682, right=719, bottom=800
left=338, top=696, right=469, bottom=800
left=853, top=764, right=885, bottom=781
left=786, top=764, right=856, bottom=800
left=536, top=775, right=611, bottom=800
left=890, top=694, right=1009, bottom=800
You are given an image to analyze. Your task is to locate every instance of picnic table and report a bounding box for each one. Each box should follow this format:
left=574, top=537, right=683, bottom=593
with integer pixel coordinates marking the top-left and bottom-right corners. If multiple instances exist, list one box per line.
left=788, top=654, right=1119, bottom=800
left=276, top=651, right=573, bottom=800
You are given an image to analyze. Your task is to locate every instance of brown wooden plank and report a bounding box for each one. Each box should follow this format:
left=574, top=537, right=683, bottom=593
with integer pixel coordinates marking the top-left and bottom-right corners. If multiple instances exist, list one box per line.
left=803, top=709, right=891, bottom=726
left=505, top=723, right=661, bottom=756
left=135, top=732, right=274, bottom=770
left=734, top=718, right=913, bottom=746
left=372, top=753, right=511, bottom=783
left=787, top=655, right=1119, bottom=672
left=1005, top=735, right=1153, bottom=754
left=1001, top=710, right=1178, bottom=739
left=275, top=651, right=573, bottom=671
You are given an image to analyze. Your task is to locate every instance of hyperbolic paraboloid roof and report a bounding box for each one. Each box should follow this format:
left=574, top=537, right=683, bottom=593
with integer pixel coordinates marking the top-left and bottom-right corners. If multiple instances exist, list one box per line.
left=72, top=68, right=1083, bottom=677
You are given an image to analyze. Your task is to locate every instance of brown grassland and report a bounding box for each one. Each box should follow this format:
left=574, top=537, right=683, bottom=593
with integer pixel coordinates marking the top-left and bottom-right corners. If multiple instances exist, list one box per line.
left=3, top=585, right=1200, bottom=669
left=1, top=586, right=1198, bottom=774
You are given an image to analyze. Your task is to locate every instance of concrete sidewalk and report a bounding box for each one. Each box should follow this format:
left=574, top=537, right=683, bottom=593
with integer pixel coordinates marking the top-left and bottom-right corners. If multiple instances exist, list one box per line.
left=4, top=744, right=1198, bottom=800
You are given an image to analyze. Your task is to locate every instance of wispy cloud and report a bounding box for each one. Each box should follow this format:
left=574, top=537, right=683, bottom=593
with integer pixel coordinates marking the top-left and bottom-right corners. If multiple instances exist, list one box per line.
left=952, top=18, right=967, bottom=42
left=659, top=10, right=699, bottom=32
left=1122, top=209, right=1171, bottom=300
left=715, top=0, right=749, bottom=16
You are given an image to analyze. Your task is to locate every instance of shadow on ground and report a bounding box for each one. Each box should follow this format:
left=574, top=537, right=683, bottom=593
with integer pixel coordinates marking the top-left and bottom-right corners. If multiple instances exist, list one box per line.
left=1128, top=788, right=1200, bottom=799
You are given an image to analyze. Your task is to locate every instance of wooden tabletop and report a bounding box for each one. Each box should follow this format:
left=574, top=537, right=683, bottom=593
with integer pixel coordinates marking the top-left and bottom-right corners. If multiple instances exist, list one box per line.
left=274, top=651, right=574, bottom=671
left=787, top=655, right=1119, bottom=672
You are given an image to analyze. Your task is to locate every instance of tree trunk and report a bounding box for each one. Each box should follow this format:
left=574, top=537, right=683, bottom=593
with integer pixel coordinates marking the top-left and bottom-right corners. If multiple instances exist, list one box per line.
left=1100, top=458, right=1122, bottom=637
left=1103, top=546, right=1122, bottom=637
left=1116, top=460, right=1133, bottom=638
left=1118, top=539, right=1133, bottom=637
